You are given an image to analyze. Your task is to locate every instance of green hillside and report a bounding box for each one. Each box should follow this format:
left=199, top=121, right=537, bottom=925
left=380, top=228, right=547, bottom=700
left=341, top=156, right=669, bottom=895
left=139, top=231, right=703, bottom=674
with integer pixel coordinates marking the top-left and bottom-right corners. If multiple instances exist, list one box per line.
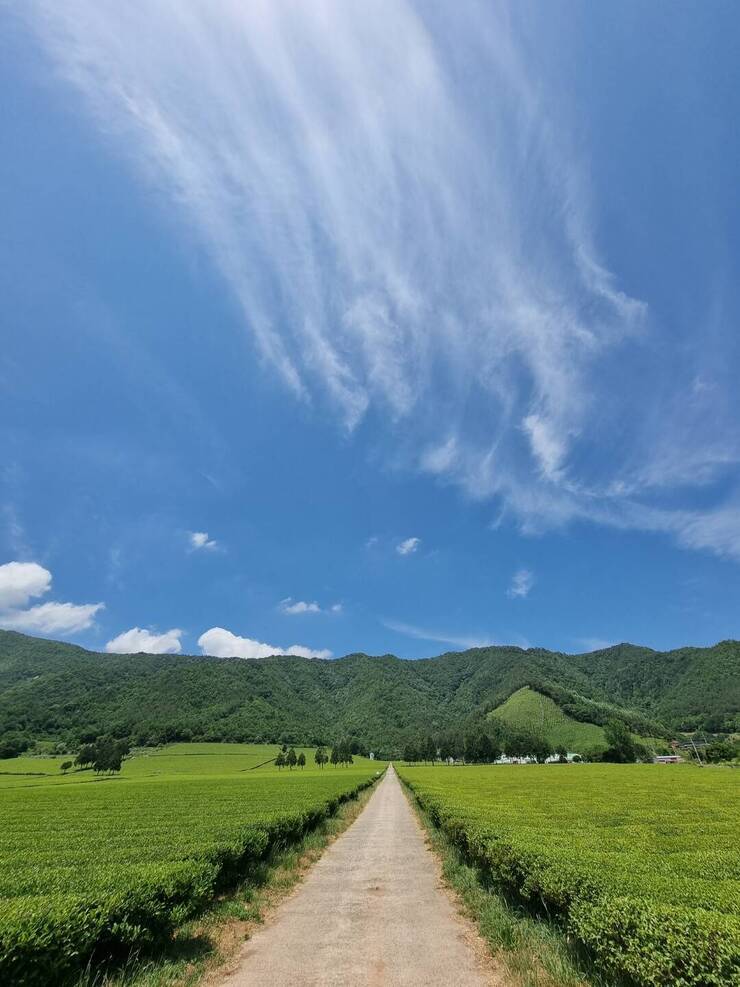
left=489, top=687, right=608, bottom=753
left=1, top=631, right=738, bottom=755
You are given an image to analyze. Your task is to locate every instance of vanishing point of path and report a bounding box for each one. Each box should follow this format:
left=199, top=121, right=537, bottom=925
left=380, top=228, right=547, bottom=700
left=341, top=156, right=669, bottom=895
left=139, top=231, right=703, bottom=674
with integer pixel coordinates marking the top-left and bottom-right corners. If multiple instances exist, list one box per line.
left=219, top=766, right=497, bottom=987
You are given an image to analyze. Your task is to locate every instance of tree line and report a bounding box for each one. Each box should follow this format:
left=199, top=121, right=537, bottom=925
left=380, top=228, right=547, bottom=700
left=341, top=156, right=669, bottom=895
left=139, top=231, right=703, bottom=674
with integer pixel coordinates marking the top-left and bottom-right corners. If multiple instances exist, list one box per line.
left=275, top=741, right=356, bottom=770
left=400, top=717, right=661, bottom=765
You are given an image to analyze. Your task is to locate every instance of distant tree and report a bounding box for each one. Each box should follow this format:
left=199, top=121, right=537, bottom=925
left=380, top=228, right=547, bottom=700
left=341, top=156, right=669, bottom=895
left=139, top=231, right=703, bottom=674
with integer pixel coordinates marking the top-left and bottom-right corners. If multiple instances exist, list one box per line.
left=403, top=742, right=418, bottom=764
left=297, top=752, right=306, bottom=768
left=529, top=735, right=553, bottom=764
left=314, top=746, right=327, bottom=768
left=275, top=752, right=285, bottom=769
left=603, top=719, right=641, bottom=763
left=705, top=739, right=738, bottom=763
left=60, top=760, right=73, bottom=774
left=75, top=744, right=97, bottom=768
left=421, top=735, right=436, bottom=764
left=330, top=746, right=339, bottom=766
left=286, top=747, right=298, bottom=770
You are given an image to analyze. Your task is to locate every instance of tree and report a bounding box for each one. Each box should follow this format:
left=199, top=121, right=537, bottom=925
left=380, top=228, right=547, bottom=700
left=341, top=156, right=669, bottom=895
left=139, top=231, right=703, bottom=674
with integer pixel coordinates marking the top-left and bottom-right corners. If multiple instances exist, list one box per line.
left=314, top=746, right=327, bottom=768
left=275, top=752, right=285, bottom=769
left=297, top=752, right=306, bottom=768
left=75, top=744, right=97, bottom=768
left=705, top=739, right=738, bottom=763
left=286, top=747, right=298, bottom=770
left=420, top=735, right=436, bottom=764
left=330, top=746, right=339, bottom=766
left=60, top=760, right=73, bottom=774
left=403, top=742, right=418, bottom=764
left=603, top=719, right=640, bottom=763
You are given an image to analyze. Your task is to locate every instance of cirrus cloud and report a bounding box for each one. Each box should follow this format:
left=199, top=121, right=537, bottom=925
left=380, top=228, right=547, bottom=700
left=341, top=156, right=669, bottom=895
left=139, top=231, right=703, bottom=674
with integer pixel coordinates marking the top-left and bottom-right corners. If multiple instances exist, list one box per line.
left=24, top=1, right=740, bottom=560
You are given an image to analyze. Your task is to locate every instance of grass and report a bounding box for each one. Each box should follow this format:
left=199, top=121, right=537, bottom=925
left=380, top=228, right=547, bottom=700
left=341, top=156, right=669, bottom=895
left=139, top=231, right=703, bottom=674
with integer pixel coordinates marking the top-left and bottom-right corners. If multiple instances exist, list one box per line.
left=488, top=687, right=607, bottom=753
left=74, top=779, right=378, bottom=987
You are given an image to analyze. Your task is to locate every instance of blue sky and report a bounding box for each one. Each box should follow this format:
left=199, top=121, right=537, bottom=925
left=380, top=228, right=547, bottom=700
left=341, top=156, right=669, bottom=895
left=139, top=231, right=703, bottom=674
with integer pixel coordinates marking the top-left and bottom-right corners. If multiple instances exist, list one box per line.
left=2, top=1, right=740, bottom=660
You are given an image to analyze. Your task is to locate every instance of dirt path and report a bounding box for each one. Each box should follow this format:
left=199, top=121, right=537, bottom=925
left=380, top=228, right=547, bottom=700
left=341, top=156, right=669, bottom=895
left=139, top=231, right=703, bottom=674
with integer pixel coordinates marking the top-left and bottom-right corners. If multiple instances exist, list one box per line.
left=217, top=766, right=497, bottom=987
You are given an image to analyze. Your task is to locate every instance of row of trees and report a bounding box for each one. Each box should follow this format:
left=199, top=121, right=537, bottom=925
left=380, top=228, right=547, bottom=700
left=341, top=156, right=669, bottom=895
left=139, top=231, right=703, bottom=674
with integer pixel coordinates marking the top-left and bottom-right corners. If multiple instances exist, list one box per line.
left=275, top=742, right=357, bottom=770
left=400, top=716, right=660, bottom=765
left=74, top=736, right=130, bottom=774
left=275, top=747, right=306, bottom=769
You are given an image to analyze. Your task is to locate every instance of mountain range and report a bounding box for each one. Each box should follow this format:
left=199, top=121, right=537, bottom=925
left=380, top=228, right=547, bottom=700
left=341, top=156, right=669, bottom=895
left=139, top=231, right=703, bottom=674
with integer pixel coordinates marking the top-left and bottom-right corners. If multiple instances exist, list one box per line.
left=0, top=631, right=738, bottom=756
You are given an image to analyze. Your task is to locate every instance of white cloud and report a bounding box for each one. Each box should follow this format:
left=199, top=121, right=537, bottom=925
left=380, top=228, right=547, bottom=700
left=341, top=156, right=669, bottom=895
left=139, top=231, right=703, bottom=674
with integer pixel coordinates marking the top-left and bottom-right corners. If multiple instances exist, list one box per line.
left=279, top=598, right=320, bottom=615
left=576, top=637, right=616, bottom=653
left=0, top=561, right=51, bottom=609
left=0, top=601, right=104, bottom=634
left=279, top=597, right=342, bottom=615
left=0, top=560, right=103, bottom=635
left=105, top=626, right=182, bottom=654
left=396, top=537, right=421, bottom=556
left=382, top=618, right=494, bottom=650
left=522, top=414, right=568, bottom=480
left=198, top=626, right=332, bottom=660
left=188, top=531, right=218, bottom=552
left=26, top=3, right=740, bottom=561
left=507, top=568, right=534, bottom=599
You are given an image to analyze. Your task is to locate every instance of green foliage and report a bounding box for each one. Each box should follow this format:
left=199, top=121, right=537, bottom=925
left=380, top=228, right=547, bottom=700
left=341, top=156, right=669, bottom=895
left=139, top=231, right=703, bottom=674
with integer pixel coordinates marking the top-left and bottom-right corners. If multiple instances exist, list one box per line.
left=490, top=687, right=608, bottom=752
left=704, top=739, right=739, bottom=763
left=398, top=763, right=740, bottom=986
left=0, top=744, right=382, bottom=983
left=1, top=630, right=739, bottom=755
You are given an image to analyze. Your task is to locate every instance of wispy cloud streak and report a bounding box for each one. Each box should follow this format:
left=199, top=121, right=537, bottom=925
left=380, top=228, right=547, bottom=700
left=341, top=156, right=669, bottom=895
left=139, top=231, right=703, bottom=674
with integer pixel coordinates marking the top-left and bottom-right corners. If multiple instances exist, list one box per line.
left=26, top=1, right=740, bottom=557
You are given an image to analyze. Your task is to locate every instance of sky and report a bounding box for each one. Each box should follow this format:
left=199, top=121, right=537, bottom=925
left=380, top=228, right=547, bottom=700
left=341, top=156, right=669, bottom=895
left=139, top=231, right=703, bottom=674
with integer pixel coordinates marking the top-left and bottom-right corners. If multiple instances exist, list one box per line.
left=1, top=1, right=740, bottom=660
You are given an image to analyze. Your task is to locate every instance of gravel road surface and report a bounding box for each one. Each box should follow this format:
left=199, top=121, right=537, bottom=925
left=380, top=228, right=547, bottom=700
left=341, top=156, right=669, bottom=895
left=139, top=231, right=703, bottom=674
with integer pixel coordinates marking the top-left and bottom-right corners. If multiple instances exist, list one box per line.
left=218, top=765, right=496, bottom=986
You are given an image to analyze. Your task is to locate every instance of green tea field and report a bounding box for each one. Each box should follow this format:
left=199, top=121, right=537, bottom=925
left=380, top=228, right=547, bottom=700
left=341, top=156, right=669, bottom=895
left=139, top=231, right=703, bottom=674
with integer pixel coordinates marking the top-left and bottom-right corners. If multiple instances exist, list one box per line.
left=397, top=763, right=740, bottom=986
left=0, top=744, right=383, bottom=984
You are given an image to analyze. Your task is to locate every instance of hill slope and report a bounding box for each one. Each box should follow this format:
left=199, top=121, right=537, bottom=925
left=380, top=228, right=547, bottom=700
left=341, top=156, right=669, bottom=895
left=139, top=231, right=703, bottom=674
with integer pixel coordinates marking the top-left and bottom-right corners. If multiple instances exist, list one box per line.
left=489, top=687, right=609, bottom=753
left=0, top=631, right=738, bottom=753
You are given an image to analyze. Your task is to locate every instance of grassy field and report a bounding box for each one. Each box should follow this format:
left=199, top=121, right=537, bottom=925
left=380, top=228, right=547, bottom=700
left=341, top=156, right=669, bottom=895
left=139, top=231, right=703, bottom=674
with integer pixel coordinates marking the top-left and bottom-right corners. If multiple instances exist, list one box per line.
left=398, top=763, right=740, bottom=986
left=0, top=744, right=383, bottom=984
left=488, top=687, right=608, bottom=752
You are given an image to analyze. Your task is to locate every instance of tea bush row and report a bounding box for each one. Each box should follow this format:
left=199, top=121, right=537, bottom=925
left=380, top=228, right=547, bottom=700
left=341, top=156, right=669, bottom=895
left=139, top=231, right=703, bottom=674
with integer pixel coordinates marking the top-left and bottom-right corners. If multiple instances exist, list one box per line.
left=398, top=764, right=740, bottom=986
left=0, top=763, right=382, bottom=983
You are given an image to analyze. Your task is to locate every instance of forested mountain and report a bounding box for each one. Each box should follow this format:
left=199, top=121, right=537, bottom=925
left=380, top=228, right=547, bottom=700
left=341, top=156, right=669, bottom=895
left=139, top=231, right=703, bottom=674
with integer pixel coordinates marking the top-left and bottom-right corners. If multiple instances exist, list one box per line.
left=0, top=631, right=738, bottom=755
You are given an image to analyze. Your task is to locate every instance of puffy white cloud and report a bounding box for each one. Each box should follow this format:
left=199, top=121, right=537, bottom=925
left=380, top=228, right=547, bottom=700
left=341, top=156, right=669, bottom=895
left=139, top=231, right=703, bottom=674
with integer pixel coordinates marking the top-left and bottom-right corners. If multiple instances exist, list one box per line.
left=507, top=568, right=534, bottom=599
left=198, top=626, right=332, bottom=660
left=279, top=598, right=321, bottom=615
left=0, top=560, right=103, bottom=635
left=105, top=626, right=182, bottom=654
left=0, top=601, right=104, bottom=634
left=188, top=531, right=218, bottom=551
left=279, top=598, right=342, bottom=615
left=396, top=537, right=421, bottom=556
left=0, top=561, right=51, bottom=610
